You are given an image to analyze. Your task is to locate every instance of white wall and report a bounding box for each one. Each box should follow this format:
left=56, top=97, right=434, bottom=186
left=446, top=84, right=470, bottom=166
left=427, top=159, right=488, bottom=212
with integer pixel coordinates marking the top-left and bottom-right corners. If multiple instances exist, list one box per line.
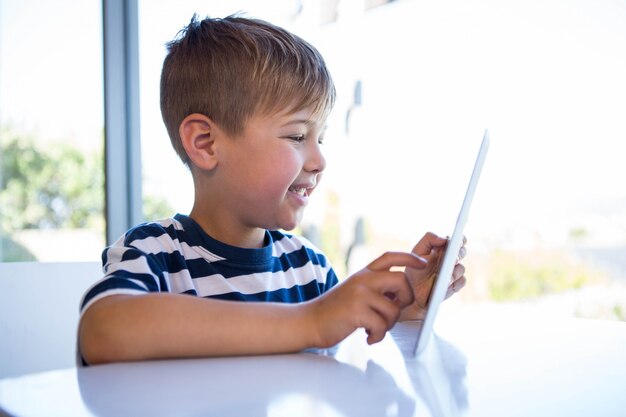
left=0, top=262, right=101, bottom=378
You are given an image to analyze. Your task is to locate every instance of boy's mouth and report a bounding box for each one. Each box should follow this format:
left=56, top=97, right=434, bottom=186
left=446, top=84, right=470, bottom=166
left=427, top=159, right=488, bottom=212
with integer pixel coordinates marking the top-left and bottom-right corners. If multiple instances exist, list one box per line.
left=288, top=186, right=308, bottom=197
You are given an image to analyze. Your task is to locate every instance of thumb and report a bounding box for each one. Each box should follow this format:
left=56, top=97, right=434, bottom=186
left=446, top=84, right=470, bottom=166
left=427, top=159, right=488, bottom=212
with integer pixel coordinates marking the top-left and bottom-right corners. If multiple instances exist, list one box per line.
left=412, top=233, right=448, bottom=257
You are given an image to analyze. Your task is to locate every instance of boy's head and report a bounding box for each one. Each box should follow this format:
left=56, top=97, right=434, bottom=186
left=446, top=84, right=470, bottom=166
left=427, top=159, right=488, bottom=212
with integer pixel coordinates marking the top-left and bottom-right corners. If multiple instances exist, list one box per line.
left=160, top=14, right=336, bottom=166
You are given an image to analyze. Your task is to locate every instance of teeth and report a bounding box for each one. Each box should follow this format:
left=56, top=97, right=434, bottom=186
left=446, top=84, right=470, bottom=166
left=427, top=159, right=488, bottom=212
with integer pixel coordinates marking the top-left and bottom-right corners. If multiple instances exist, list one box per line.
left=290, top=187, right=307, bottom=196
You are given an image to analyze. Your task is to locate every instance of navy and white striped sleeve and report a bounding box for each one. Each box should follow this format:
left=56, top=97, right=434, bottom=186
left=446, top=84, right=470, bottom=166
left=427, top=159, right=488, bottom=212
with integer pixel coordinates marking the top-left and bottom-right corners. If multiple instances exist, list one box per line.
left=79, top=225, right=173, bottom=315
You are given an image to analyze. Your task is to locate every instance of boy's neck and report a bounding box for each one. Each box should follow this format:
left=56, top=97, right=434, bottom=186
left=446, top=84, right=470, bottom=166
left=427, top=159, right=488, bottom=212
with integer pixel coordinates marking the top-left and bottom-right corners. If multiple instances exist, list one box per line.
left=189, top=207, right=267, bottom=249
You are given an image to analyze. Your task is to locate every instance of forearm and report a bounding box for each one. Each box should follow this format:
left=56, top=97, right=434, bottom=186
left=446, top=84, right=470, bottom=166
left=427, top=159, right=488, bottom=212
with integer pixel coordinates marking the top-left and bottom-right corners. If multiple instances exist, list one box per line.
left=79, top=293, right=315, bottom=365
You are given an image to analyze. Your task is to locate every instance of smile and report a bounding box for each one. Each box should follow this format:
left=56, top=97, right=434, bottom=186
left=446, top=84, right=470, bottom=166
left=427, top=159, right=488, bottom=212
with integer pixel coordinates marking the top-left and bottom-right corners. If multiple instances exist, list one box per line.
left=288, top=186, right=308, bottom=197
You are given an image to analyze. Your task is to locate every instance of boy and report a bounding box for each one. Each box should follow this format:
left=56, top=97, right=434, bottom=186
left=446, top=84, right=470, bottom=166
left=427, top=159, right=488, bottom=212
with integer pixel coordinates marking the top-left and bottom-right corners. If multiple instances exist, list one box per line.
left=78, top=15, right=466, bottom=365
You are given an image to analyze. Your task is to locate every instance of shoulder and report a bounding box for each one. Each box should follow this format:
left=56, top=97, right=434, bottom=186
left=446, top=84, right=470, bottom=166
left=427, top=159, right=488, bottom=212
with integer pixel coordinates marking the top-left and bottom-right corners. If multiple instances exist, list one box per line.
left=104, top=217, right=185, bottom=262
left=123, top=217, right=182, bottom=245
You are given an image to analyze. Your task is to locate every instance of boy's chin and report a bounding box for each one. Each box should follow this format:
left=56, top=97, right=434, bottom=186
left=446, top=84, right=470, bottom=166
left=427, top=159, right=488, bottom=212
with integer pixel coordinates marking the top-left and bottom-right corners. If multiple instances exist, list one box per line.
left=270, top=209, right=305, bottom=232
left=279, top=222, right=299, bottom=232
left=278, top=216, right=303, bottom=232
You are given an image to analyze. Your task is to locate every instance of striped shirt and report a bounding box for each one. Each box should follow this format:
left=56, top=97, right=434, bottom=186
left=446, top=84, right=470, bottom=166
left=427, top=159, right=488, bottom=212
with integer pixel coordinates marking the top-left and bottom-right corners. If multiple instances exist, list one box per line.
left=79, top=214, right=339, bottom=315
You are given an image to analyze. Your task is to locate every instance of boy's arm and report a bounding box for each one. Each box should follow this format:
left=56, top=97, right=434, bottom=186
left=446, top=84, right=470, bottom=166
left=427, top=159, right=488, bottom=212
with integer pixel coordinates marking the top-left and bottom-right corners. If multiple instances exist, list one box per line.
left=79, top=293, right=315, bottom=364
left=79, top=251, right=427, bottom=365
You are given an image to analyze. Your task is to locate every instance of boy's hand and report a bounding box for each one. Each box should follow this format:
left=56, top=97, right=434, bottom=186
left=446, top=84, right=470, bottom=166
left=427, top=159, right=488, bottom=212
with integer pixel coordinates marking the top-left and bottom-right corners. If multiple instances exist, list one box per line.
left=400, top=232, right=467, bottom=320
left=306, top=251, right=428, bottom=348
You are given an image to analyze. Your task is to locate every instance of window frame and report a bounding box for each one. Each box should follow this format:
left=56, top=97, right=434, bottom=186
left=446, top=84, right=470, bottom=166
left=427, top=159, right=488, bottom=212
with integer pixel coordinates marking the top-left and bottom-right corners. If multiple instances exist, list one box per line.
left=102, top=0, right=143, bottom=244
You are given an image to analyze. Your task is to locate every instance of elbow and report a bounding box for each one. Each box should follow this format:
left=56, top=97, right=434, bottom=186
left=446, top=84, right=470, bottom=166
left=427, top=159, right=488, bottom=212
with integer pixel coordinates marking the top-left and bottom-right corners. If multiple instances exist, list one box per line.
left=78, top=299, right=131, bottom=365
left=78, top=312, right=115, bottom=365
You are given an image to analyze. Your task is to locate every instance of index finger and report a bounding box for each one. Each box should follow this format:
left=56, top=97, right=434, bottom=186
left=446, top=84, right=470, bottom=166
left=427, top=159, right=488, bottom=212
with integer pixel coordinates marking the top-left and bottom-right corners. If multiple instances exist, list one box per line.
left=367, top=251, right=427, bottom=272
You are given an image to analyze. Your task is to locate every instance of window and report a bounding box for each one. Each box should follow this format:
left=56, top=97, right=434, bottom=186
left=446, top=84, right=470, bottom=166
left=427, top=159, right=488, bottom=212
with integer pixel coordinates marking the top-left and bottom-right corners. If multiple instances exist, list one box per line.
left=317, top=1, right=626, bottom=320
left=0, top=0, right=105, bottom=262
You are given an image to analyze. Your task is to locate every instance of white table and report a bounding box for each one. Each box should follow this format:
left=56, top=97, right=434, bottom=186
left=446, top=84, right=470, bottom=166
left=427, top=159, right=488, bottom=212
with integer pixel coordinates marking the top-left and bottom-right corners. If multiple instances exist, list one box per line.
left=1, top=304, right=625, bottom=417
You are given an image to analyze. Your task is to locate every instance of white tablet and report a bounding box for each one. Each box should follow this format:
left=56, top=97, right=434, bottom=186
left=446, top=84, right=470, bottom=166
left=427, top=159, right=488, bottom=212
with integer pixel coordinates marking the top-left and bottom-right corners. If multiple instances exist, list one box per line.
left=393, top=130, right=490, bottom=357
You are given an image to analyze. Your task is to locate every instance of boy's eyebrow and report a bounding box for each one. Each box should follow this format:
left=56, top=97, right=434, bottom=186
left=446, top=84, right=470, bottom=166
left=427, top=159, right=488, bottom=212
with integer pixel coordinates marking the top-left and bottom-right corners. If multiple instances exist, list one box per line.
left=281, top=119, right=328, bottom=130
left=281, top=119, right=314, bottom=127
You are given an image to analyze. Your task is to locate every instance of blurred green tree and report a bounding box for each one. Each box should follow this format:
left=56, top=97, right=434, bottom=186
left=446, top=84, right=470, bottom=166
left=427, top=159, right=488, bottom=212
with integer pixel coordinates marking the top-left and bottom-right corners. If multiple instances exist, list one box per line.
left=0, top=126, right=104, bottom=233
left=0, top=125, right=175, bottom=254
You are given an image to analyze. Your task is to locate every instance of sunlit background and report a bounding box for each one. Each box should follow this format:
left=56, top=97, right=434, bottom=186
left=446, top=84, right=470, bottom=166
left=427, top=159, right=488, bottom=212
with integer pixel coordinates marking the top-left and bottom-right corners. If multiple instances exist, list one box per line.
left=1, top=0, right=625, bottom=320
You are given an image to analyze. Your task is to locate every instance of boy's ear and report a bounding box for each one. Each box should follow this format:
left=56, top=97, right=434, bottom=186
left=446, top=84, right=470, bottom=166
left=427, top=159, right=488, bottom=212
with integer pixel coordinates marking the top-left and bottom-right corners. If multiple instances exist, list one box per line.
left=179, top=113, right=220, bottom=170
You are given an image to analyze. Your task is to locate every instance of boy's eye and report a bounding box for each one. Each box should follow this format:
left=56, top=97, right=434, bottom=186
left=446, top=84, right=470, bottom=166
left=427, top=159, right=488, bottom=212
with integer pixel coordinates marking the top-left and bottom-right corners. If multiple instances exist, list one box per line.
left=288, top=135, right=306, bottom=142
left=285, top=134, right=325, bottom=144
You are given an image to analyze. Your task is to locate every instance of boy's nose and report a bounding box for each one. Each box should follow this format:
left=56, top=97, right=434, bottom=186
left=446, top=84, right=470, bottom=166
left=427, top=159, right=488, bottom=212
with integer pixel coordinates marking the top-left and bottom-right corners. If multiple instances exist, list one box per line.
left=304, top=143, right=326, bottom=173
